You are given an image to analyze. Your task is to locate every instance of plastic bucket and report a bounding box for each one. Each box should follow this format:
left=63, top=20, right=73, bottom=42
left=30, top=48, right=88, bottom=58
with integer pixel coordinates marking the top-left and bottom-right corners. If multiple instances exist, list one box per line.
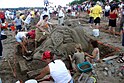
left=10, top=26, right=15, bottom=31
left=92, top=29, right=99, bottom=37
left=25, top=79, right=38, bottom=83
left=77, top=61, right=92, bottom=73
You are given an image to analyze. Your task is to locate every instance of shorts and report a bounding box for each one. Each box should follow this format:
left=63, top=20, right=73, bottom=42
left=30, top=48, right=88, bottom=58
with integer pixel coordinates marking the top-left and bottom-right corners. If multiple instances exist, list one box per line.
left=105, top=11, right=109, bottom=17
left=94, top=17, right=100, bottom=24
left=16, top=37, right=23, bottom=42
left=109, top=19, right=116, bottom=27
left=16, top=25, right=22, bottom=31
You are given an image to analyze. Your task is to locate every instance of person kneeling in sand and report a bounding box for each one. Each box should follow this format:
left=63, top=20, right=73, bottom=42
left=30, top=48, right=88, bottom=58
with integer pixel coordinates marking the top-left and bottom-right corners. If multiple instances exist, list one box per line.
left=35, top=50, right=74, bottom=83
left=85, top=40, right=100, bottom=64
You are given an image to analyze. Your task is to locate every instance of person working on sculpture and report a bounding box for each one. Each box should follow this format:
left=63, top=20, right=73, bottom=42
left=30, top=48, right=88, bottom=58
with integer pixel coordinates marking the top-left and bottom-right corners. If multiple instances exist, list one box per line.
left=35, top=50, right=73, bottom=83
left=85, top=40, right=100, bottom=63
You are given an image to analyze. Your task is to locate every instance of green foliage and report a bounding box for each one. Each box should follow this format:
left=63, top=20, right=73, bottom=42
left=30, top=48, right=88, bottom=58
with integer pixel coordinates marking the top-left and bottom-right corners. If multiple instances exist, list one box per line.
left=69, top=0, right=121, bottom=5
left=69, top=0, right=85, bottom=5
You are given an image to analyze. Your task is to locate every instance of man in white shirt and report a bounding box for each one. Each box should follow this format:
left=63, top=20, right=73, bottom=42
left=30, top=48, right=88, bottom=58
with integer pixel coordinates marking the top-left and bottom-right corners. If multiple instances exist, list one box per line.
left=104, top=3, right=110, bottom=20
left=58, top=6, right=65, bottom=25
left=24, top=13, right=32, bottom=31
left=35, top=51, right=73, bottom=83
left=13, top=15, right=22, bottom=31
left=5, top=9, right=10, bottom=20
left=40, top=8, right=50, bottom=21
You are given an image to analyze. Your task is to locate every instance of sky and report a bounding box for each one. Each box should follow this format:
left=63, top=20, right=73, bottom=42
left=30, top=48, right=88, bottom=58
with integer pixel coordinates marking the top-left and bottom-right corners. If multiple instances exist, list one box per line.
left=0, top=0, right=73, bottom=8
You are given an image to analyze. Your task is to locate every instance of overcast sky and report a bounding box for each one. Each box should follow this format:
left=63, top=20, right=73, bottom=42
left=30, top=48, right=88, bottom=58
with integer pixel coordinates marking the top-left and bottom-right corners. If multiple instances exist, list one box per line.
left=0, top=0, right=73, bottom=8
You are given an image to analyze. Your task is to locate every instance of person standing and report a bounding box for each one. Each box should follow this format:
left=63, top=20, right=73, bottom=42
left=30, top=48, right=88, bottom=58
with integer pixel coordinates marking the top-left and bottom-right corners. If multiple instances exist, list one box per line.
left=0, top=19, right=2, bottom=58
left=108, top=6, right=118, bottom=37
left=24, top=13, right=33, bottom=31
left=40, top=8, right=50, bottom=21
left=88, top=3, right=94, bottom=28
left=58, top=6, right=65, bottom=25
left=92, top=1, right=102, bottom=28
left=121, top=6, right=124, bottom=46
left=104, top=3, right=110, bottom=20
left=44, top=0, right=49, bottom=7
left=13, top=15, right=22, bottom=31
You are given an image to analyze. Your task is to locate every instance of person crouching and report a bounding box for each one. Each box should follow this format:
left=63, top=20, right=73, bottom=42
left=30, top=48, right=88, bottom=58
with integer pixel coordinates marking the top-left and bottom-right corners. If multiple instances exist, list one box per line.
left=35, top=50, right=74, bottom=83
left=15, top=31, right=32, bottom=58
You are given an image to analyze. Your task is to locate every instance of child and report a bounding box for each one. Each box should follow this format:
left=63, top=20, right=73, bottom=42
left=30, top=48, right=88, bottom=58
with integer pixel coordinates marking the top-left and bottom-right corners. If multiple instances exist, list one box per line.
left=69, top=44, right=85, bottom=71
left=85, top=40, right=100, bottom=63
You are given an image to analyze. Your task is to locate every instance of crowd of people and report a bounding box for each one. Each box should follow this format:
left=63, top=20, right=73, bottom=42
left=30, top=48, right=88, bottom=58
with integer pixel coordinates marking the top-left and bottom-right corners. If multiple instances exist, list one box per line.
left=0, top=0, right=124, bottom=83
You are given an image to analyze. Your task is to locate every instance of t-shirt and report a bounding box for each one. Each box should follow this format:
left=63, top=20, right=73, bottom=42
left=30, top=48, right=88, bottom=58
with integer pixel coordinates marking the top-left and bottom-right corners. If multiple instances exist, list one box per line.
left=40, top=11, right=50, bottom=20
left=105, top=5, right=110, bottom=12
left=24, top=14, right=32, bottom=24
left=49, top=60, right=72, bottom=83
left=14, top=18, right=22, bottom=26
left=15, top=32, right=28, bottom=42
left=72, top=52, right=85, bottom=65
left=92, top=4, right=102, bottom=19
left=58, top=8, right=65, bottom=17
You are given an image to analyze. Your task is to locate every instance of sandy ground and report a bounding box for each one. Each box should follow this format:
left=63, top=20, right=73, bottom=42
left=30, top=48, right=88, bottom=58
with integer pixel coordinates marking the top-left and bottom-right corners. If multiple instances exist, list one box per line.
left=0, top=13, right=124, bottom=83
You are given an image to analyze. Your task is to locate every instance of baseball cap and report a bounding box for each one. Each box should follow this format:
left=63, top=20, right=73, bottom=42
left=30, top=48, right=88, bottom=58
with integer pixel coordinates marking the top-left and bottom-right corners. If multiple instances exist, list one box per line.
left=42, top=51, right=51, bottom=60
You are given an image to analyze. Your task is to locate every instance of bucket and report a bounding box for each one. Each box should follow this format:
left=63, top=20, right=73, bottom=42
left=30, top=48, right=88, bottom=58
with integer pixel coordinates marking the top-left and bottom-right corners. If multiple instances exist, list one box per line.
left=77, top=61, right=92, bottom=73
left=25, top=79, right=37, bottom=83
left=10, top=26, right=15, bottom=31
left=92, top=29, right=99, bottom=37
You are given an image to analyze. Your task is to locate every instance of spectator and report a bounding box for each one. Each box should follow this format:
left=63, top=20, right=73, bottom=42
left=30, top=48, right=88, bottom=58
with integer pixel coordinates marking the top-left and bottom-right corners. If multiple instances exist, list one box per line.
left=0, top=10, right=5, bottom=23
left=44, top=0, right=49, bottom=6
left=13, top=15, right=22, bottom=31
left=40, top=8, right=50, bottom=21
left=92, top=1, right=102, bottom=28
left=0, top=19, right=7, bottom=59
left=58, top=6, right=65, bottom=25
left=0, top=19, right=2, bottom=58
left=35, top=50, right=73, bottom=83
left=120, top=6, right=124, bottom=35
left=104, top=3, right=111, bottom=20
left=88, top=3, right=94, bottom=28
left=108, top=6, right=118, bottom=37
left=24, top=13, right=33, bottom=31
